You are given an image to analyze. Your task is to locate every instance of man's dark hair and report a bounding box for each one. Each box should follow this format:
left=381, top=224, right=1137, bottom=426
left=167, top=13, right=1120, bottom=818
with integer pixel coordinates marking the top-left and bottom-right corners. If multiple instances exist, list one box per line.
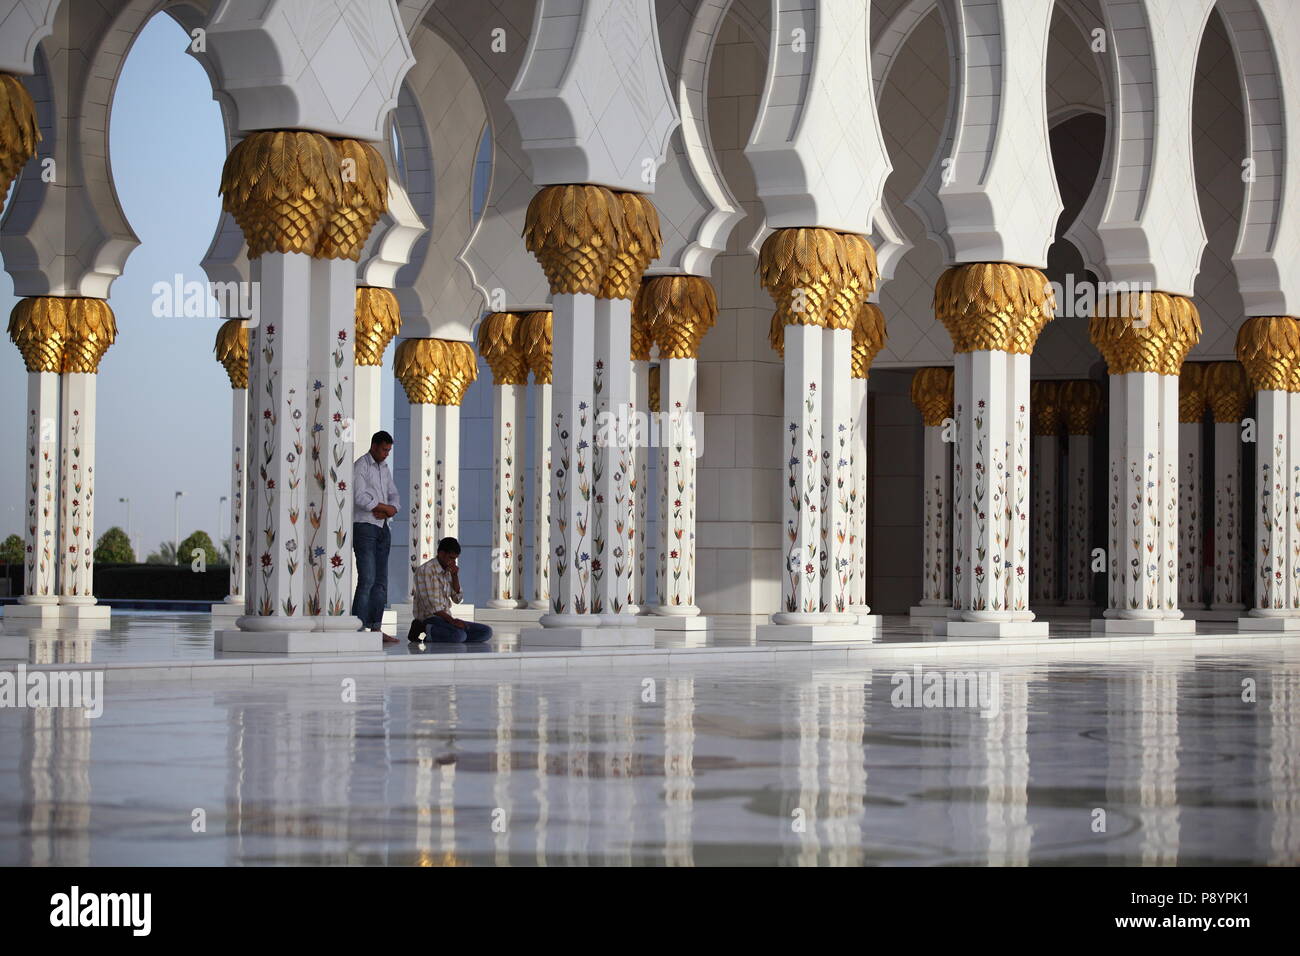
left=371, top=430, right=394, bottom=446
left=437, top=537, right=461, bottom=555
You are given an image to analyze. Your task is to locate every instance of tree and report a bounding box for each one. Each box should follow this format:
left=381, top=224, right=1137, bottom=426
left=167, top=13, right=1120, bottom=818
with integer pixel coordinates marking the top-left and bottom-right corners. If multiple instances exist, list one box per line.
left=94, top=526, right=135, bottom=564
left=0, top=534, right=23, bottom=565
left=178, top=530, right=220, bottom=567
left=146, top=542, right=178, bottom=565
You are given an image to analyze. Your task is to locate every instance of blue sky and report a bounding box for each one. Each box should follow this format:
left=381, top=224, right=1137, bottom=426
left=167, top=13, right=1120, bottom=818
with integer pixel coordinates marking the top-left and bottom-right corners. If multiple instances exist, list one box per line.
left=0, top=15, right=397, bottom=559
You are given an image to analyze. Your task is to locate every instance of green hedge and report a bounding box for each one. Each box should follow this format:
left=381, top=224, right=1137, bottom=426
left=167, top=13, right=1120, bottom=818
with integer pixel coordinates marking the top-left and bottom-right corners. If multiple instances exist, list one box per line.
left=0, top=563, right=232, bottom=601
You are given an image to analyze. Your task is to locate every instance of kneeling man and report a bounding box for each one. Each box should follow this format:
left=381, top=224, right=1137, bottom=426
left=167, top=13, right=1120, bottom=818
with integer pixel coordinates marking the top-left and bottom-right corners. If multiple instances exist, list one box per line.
left=408, top=537, right=493, bottom=644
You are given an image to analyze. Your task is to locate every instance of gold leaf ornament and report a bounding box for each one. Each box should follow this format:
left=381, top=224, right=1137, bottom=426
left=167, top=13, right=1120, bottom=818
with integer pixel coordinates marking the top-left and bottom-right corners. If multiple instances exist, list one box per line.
left=1203, top=361, right=1250, bottom=422
left=635, top=275, right=718, bottom=360
left=1058, top=380, right=1103, bottom=435
left=1235, top=315, right=1300, bottom=392
left=1090, top=291, right=1201, bottom=375
left=523, top=185, right=622, bottom=296
left=759, top=227, right=843, bottom=331
left=214, top=318, right=250, bottom=389
left=851, top=302, right=887, bottom=379
left=220, top=130, right=339, bottom=258
left=934, top=263, right=1054, bottom=354
left=61, top=299, right=117, bottom=373
left=1029, top=380, right=1062, bottom=435
left=648, top=363, right=660, bottom=414
left=519, top=310, right=553, bottom=385
left=0, top=73, right=41, bottom=203
left=354, top=287, right=402, bottom=367
left=318, top=138, right=388, bottom=261
left=437, top=340, right=479, bottom=405
left=476, top=311, right=529, bottom=386
left=910, top=367, right=954, bottom=427
left=826, top=232, right=879, bottom=331
left=8, top=296, right=68, bottom=373
left=600, top=192, right=662, bottom=300
left=1178, top=363, right=1206, bottom=422
left=395, top=338, right=446, bottom=405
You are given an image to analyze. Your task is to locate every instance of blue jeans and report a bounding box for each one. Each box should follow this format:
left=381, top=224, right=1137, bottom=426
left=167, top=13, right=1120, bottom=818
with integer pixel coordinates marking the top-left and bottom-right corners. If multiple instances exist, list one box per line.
left=351, top=521, right=390, bottom=628
left=422, top=617, right=493, bottom=644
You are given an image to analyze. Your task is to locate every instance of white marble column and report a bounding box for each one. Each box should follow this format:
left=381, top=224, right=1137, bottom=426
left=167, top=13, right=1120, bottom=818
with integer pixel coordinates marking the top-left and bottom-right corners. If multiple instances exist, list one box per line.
left=57, top=372, right=103, bottom=620
left=1059, top=381, right=1101, bottom=613
left=407, top=398, right=439, bottom=601
left=1029, top=382, right=1062, bottom=610
left=655, top=357, right=700, bottom=623
left=433, top=405, right=460, bottom=542
left=630, top=356, right=651, bottom=613
left=848, top=376, right=870, bottom=614
left=908, top=368, right=954, bottom=619
left=820, top=326, right=855, bottom=623
left=1211, top=419, right=1245, bottom=611
left=11, top=370, right=61, bottom=622
left=222, top=387, right=248, bottom=613
left=1177, top=367, right=1206, bottom=610
left=591, top=297, right=636, bottom=620
left=1253, top=391, right=1290, bottom=615
left=487, top=382, right=527, bottom=608
left=531, top=381, right=553, bottom=611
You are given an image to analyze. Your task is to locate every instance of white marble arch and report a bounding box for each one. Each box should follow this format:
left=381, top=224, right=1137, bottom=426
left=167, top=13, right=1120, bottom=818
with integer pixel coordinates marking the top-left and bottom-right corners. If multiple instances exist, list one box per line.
left=387, top=18, right=490, bottom=342
left=650, top=0, right=745, bottom=277
left=202, top=0, right=414, bottom=142
left=907, top=0, right=1064, bottom=270
left=0, top=0, right=60, bottom=75
left=426, top=0, right=549, bottom=314
left=507, top=0, right=680, bottom=193
left=1216, top=0, right=1300, bottom=318
left=357, top=85, right=427, bottom=292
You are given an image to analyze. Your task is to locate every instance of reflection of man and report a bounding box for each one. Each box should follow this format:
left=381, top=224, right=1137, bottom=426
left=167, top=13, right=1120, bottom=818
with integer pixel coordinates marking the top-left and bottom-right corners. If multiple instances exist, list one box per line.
left=353, top=431, right=400, bottom=641
left=408, top=537, right=493, bottom=644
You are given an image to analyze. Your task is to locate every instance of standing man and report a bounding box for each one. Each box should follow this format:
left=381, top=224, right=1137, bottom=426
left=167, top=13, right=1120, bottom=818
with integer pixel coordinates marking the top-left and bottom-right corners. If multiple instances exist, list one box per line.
left=408, top=537, right=493, bottom=644
left=353, top=430, right=401, bottom=641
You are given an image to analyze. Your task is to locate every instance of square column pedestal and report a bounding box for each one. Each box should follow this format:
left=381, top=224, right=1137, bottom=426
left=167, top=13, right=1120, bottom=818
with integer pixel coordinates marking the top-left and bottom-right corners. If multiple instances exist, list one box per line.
left=2, top=602, right=64, bottom=625
left=933, top=618, right=1050, bottom=640
left=215, top=626, right=385, bottom=654
left=1237, top=615, right=1300, bottom=632
left=756, top=620, right=879, bottom=643
left=58, top=604, right=111, bottom=624
left=210, top=600, right=244, bottom=618
left=1090, top=618, right=1196, bottom=635
left=475, top=607, right=546, bottom=627
left=519, top=623, right=656, bottom=648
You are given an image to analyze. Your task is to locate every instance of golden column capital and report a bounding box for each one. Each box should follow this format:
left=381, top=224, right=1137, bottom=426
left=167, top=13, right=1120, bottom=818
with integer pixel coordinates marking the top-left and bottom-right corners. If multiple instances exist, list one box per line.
left=1059, top=380, right=1103, bottom=436
left=476, top=311, right=529, bottom=386
left=759, top=227, right=844, bottom=337
left=436, top=340, right=478, bottom=405
left=851, top=301, right=886, bottom=379
left=354, top=286, right=401, bottom=367
left=826, top=232, right=880, bottom=332
left=219, top=131, right=388, bottom=260
left=60, top=298, right=116, bottom=373
left=523, top=184, right=622, bottom=296
left=934, top=262, right=1055, bottom=354
left=1178, top=362, right=1206, bottom=422
left=600, top=191, right=662, bottom=300
left=1030, top=380, right=1062, bottom=435
left=910, top=366, right=954, bottom=427
left=518, top=309, right=553, bottom=385
left=214, top=318, right=249, bottom=389
left=648, top=363, right=660, bottom=414
left=0, top=73, right=40, bottom=203
left=1204, top=361, right=1250, bottom=422
left=1234, top=315, right=1300, bottom=392
left=1089, top=291, right=1201, bottom=375
left=635, top=275, right=717, bottom=360
left=8, top=296, right=67, bottom=373
left=394, top=338, right=445, bottom=405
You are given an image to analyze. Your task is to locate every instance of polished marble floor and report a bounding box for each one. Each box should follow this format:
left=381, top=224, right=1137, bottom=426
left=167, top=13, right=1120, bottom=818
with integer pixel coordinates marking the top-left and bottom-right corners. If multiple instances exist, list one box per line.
left=1, top=642, right=1297, bottom=865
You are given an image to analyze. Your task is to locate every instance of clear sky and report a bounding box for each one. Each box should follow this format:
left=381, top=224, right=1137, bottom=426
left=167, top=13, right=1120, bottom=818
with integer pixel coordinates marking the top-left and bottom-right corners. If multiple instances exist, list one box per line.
left=0, top=14, right=396, bottom=560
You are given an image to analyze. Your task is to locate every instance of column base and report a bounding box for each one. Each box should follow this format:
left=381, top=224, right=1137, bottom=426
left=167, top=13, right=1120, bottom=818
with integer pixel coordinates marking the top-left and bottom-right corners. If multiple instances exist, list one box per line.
left=215, top=628, right=386, bottom=654
left=909, top=604, right=951, bottom=619
left=518, top=626, right=655, bottom=648
left=1090, top=619, right=1197, bottom=635
left=647, top=614, right=709, bottom=631
left=1237, top=616, right=1300, bottom=632
left=0, top=635, right=30, bottom=659
left=60, top=604, right=111, bottom=624
left=2, top=603, right=63, bottom=624
left=755, top=621, right=878, bottom=644
left=475, top=607, right=546, bottom=626
left=934, top=619, right=1050, bottom=640
left=210, top=602, right=245, bottom=618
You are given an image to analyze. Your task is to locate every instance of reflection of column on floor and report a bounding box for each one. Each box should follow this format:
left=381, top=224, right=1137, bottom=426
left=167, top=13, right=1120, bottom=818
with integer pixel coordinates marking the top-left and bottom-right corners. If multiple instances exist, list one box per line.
left=663, top=677, right=696, bottom=867
left=21, top=705, right=91, bottom=866
left=494, top=684, right=513, bottom=866
left=795, top=681, right=821, bottom=866
left=825, top=676, right=867, bottom=867
left=479, top=312, right=530, bottom=609
left=215, top=319, right=250, bottom=608
left=984, top=670, right=1031, bottom=866
left=1030, top=381, right=1062, bottom=609
left=567, top=699, right=591, bottom=865
left=1138, top=666, right=1181, bottom=866
left=1059, top=381, right=1102, bottom=608
left=520, top=311, right=554, bottom=611
left=1270, top=670, right=1299, bottom=864
left=534, top=694, right=550, bottom=865
left=1178, top=365, right=1207, bottom=609
left=848, top=303, right=887, bottom=618
left=606, top=697, right=635, bottom=866
left=1204, top=362, right=1249, bottom=612
left=1236, top=317, right=1300, bottom=623
left=415, top=741, right=434, bottom=864
left=910, top=369, right=955, bottom=616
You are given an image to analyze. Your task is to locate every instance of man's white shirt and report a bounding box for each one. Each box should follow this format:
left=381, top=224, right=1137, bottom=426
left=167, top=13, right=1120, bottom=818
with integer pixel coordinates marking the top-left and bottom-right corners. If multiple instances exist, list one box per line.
left=353, top=452, right=400, bottom=526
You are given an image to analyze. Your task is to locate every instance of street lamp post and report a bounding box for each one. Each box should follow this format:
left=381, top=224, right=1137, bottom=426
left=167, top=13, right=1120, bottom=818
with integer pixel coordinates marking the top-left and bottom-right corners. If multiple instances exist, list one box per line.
left=119, top=497, right=131, bottom=558
left=174, top=491, right=186, bottom=565
left=218, top=496, right=228, bottom=562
